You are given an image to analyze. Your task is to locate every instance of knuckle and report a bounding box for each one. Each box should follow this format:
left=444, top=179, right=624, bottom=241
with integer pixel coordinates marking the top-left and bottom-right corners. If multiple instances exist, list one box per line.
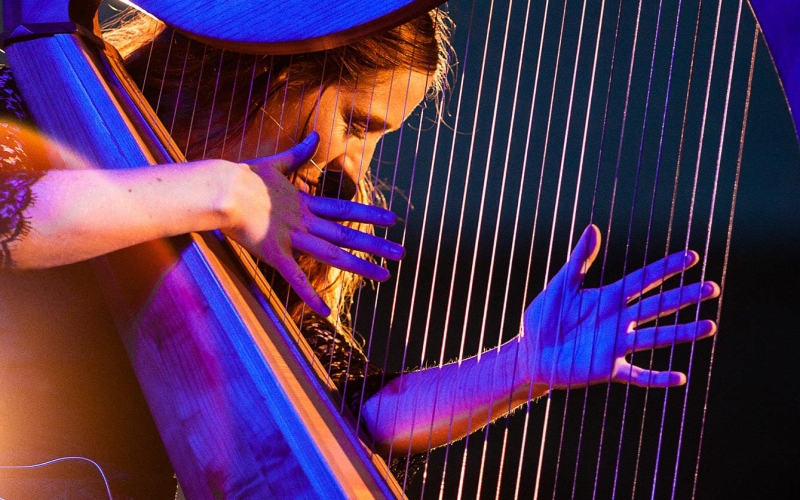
left=300, top=211, right=315, bottom=229
left=338, top=225, right=356, bottom=245
left=288, top=267, right=309, bottom=286
left=334, top=198, right=353, bottom=217
left=323, top=243, right=341, bottom=261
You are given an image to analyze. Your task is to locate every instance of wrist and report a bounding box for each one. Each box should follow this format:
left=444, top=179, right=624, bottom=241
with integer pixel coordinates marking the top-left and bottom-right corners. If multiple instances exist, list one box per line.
left=193, top=160, right=252, bottom=233
left=514, top=333, right=549, bottom=399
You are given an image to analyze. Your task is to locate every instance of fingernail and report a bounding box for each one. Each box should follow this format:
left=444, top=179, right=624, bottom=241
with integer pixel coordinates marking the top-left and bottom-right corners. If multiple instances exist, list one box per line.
left=302, top=131, right=319, bottom=145
left=699, top=320, right=716, bottom=336
left=702, top=282, right=719, bottom=297
left=383, top=210, right=398, bottom=226
left=316, top=299, right=331, bottom=317
left=684, top=251, right=697, bottom=266
left=391, top=243, right=405, bottom=259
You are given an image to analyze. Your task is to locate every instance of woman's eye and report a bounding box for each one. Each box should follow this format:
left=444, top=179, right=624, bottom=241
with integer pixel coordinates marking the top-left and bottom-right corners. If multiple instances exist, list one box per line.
left=346, top=121, right=367, bottom=140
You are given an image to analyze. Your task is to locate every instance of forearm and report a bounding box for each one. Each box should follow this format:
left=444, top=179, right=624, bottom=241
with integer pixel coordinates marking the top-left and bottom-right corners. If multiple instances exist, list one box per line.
left=6, top=164, right=230, bottom=269
left=360, top=337, right=549, bottom=456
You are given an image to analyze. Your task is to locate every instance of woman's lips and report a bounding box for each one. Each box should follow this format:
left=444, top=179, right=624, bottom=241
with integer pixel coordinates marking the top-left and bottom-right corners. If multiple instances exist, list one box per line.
left=292, top=173, right=318, bottom=195
left=292, top=169, right=356, bottom=200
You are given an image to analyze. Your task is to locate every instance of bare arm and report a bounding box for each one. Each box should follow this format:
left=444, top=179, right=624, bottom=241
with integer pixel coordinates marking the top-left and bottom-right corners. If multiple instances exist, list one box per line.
left=9, top=162, right=247, bottom=268
left=1, top=134, right=403, bottom=316
left=361, top=225, right=719, bottom=455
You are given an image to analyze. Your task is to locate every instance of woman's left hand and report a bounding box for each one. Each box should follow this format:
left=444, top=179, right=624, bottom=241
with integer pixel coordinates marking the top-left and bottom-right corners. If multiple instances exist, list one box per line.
left=522, top=225, right=719, bottom=390
left=225, top=132, right=404, bottom=316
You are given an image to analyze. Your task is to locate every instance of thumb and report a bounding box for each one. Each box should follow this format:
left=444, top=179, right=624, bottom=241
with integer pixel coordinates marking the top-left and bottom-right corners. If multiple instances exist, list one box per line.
left=565, top=224, right=601, bottom=290
left=249, top=131, right=320, bottom=176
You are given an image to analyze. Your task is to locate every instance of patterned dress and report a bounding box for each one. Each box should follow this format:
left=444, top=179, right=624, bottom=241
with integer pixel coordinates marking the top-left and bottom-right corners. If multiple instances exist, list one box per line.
left=0, top=67, right=45, bottom=269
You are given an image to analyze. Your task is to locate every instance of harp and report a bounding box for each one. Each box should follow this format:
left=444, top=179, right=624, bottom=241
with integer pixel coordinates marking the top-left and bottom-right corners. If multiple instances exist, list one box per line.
left=0, top=0, right=797, bottom=499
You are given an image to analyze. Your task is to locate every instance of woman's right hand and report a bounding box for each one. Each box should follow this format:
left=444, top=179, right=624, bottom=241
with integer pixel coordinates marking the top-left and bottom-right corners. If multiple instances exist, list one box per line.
left=212, top=132, right=403, bottom=316
left=520, top=225, right=718, bottom=390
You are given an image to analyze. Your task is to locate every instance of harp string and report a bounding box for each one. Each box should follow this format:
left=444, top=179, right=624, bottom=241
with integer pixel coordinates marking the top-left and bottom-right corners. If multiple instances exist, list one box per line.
left=671, top=1, right=746, bottom=496
left=461, top=0, right=536, bottom=494
left=643, top=1, right=704, bottom=492
left=691, top=25, right=758, bottom=500
left=345, top=62, right=392, bottom=425
left=584, top=2, right=628, bottom=493
left=201, top=52, right=225, bottom=160
left=430, top=0, right=537, bottom=496
left=608, top=0, right=671, bottom=496
left=364, top=34, right=429, bottom=470
left=233, top=51, right=263, bottom=162
left=525, top=2, right=574, bottom=495
left=428, top=0, right=530, bottom=495
left=511, top=0, right=564, bottom=496
left=611, top=0, right=704, bottom=494
left=219, top=53, right=243, bottom=158
left=589, top=0, right=658, bottom=496
left=659, top=0, right=727, bottom=490
left=545, top=0, right=595, bottom=495
left=360, top=1, right=475, bottom=491
left=183, top=44, right=209, bottom=155
left=377, top=0, right=480, bottom=492
left=152, top=29, right=175, bottom=117
left=391, top=106, right=434, bottom=487
left=325, top=61, right=362, bottom=404
left=252, top=55, right=274, bottom=160
left=409, top=0, right=487, bottom=491
left=628, top=0, right=687, bottom=495
left=352, top=62, right=400, bottom=436
left=475, top=0, right=545, bottom=495
left=167, top=38, right=192, bottom=138
left=536, top=0, right=637, bottom=496
left=559, top=0, right=640, bottom=495
left=564, top=0, right=610, bottom=495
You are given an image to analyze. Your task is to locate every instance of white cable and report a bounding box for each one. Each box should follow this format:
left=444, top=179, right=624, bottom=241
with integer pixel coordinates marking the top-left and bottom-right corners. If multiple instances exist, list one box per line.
left=0, top=456, right=113, bottom=500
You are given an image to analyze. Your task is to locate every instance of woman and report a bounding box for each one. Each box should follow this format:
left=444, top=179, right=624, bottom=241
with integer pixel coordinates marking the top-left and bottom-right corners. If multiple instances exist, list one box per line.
left=0, top=6, right=718, bottom=496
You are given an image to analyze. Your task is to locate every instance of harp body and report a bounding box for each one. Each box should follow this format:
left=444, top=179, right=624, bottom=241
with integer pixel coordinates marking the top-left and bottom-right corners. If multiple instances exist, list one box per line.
left=0, top=0, right=797, bottom=498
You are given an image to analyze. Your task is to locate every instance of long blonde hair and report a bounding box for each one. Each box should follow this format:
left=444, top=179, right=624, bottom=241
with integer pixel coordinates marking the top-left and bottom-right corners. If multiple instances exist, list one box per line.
left=104, top=8, right=452, bottom=332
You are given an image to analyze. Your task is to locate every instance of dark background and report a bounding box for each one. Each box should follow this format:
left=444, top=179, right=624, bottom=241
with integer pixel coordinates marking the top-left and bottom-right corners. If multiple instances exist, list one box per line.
left=358, top=0, right=800, bottom=498
left=0, top=0, right=797, bottom=498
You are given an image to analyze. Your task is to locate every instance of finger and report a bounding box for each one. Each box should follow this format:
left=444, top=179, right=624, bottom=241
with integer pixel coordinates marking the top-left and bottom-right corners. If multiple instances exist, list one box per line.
left=272, top=252, right=331, bottom=317
left=617, top=250, right=699, bottom=302
left=615, top=363, right=686, bottom=388
left=305, top=195, right=397, bottom=226
left=627, top=319, right=716, bottom=353
left=293, top=233, right=391, bottom=282
left=628, top=281, right=719, bottom=325
left=562, top=224, right=601, bottom=291
left=248, top=131, right=320, bottom=176
left=306, top=217, right=405, bottom=261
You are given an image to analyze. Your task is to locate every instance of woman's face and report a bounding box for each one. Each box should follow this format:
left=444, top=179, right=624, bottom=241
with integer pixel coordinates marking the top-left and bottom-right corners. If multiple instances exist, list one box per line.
left=250, top=69, right=431, bottom=198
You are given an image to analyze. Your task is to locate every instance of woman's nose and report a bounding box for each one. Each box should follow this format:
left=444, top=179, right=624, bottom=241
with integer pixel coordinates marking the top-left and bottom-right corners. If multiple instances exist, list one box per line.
left=316, top=140, right=376, bottom=200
